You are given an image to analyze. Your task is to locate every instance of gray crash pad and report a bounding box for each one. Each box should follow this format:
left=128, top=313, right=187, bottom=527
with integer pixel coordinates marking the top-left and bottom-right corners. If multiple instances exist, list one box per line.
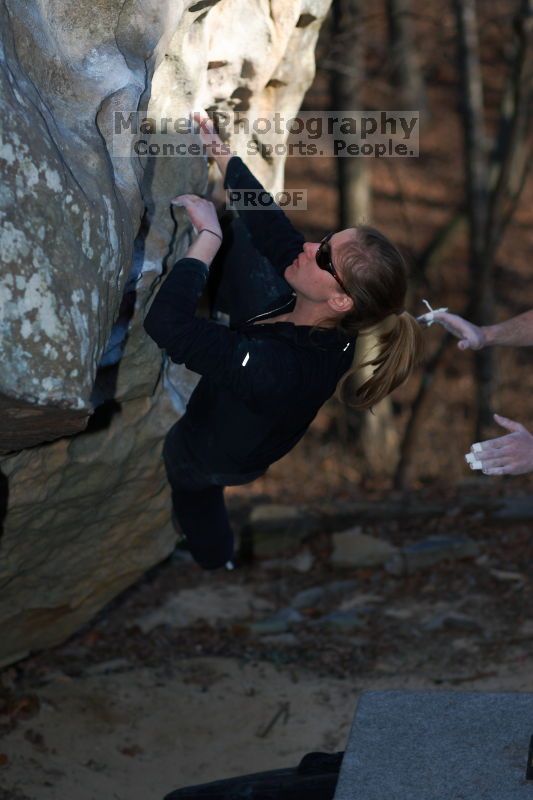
left=334, top=690, right=533, bottom=799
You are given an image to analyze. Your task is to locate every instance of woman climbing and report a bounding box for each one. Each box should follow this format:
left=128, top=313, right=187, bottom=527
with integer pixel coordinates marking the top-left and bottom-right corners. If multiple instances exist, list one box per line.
left=143, top=112, right=423, bottom=570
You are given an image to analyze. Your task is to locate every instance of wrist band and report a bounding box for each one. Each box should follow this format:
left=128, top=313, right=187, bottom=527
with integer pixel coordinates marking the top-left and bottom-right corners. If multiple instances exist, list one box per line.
left=198, top=228, right=223, bottom=242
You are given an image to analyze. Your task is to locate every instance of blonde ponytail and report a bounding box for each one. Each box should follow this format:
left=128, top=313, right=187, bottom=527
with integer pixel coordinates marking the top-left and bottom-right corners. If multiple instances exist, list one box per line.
left=338, top=311, right=424, bottom=410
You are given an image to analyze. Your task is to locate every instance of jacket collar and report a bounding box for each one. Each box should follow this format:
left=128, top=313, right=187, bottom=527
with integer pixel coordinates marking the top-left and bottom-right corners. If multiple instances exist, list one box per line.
left=239, top=294, right=356, bottom=351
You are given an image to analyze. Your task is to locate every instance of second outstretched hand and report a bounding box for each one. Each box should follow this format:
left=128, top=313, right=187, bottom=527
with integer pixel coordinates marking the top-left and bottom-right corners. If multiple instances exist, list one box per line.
left=191, top=108, right=234, bottom=176
left=191, top=110, right=222, bottom=153
left=465, top=414, right=533, bottom=475
left=418, top=310, right=486, bottom=350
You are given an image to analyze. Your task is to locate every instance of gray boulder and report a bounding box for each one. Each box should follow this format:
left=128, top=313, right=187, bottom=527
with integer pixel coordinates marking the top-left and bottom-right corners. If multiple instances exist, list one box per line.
left=0, top=0, right=331, bottom=667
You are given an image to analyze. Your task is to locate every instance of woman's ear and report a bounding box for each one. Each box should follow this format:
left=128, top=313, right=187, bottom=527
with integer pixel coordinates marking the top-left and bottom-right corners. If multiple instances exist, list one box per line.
left=327, top=293, right=354, bottom=315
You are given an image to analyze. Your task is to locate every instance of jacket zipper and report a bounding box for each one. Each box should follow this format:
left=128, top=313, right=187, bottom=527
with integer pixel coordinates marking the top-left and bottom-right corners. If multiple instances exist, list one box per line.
left=243, top=294, right=296, bottom=325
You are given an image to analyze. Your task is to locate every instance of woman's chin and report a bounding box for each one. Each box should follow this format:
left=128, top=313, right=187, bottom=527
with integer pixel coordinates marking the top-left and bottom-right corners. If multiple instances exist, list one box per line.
left=284, top=264, right=297, bottom=287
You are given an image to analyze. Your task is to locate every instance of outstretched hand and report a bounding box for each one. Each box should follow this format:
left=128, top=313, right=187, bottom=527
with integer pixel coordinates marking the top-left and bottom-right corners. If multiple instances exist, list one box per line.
left=465, top=414, right=533, bottom=475
left=171, top=193, right=222, bottom=238
left=419, top=310, right=486, bottom=350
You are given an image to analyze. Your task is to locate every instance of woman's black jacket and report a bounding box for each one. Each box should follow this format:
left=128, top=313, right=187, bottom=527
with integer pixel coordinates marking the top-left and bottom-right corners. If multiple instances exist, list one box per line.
left=143, top=155, right=356, bottom=481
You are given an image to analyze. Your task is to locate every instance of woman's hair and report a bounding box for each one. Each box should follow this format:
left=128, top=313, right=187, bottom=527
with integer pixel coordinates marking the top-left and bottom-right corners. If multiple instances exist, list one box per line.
left=332, top=225, right=424, bottom=410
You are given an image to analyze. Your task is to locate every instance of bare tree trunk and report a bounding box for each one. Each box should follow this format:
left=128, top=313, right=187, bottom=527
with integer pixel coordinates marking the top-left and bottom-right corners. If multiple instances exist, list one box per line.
left=394, top=341, right=449, bottom=490
left=454, top=0, right=493, bottom=437
left=330, top=0, right=371, bottom=229
left=386, top=0, right=427, bottom=111
left=360, top=397, right=401, bottom=477
left=486, top=0, right=533, bottom=260
left=411, top=210, right=466, bottom=289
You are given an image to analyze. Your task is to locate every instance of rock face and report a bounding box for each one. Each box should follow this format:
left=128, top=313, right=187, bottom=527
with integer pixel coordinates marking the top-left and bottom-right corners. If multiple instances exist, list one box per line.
left=0, top=0, right=331, bottom=666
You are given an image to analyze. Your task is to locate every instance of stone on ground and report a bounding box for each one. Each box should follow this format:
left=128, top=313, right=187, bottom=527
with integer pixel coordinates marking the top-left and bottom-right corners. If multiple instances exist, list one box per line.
left=331, top=528, right=397, bottom=568
left=245, top=504, right=320, bottom=558
left=385, top=535, right=480, bottom=575
left=132, top=584, right=274, bottom=633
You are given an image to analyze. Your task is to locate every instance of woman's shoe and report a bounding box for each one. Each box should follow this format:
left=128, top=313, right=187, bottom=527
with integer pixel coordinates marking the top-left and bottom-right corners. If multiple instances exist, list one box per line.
left=171, top=509, right=188, bottom=544
left=171, top=509, right=235, bottom=570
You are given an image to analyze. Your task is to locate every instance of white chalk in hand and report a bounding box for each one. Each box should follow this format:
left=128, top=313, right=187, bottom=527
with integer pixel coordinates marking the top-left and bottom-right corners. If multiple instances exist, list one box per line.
left=417, top=299, right=449, bottom=327
left=472, top=442, right=483, bottom=453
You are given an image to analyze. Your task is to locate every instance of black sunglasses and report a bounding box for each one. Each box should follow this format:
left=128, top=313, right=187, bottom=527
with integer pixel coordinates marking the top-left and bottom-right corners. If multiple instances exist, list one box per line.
left=315, top=232, right=351, bottom=297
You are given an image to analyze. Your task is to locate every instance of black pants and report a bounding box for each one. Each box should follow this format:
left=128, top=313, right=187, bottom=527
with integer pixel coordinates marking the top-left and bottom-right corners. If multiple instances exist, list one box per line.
left=163, top=449, right=233, bottom=569
left=163, top=216, right=284, bottom=569
left=163, top=422, right=263, bottom=569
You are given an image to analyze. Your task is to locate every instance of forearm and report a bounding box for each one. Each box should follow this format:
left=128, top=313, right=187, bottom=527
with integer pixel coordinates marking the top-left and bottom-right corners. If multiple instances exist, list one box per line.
left=146, top=191, right=223, bottom=353
left=223, top=156, right=305, bottom=273
left=186, top=229, right=221, bottom=266
left=483, top=310, right=533, bottom=347
left=144, top=258, right=209, bottom=353
left=195, top=110, right=235, bottom=181
left=210, top=148, right=233, bottom=181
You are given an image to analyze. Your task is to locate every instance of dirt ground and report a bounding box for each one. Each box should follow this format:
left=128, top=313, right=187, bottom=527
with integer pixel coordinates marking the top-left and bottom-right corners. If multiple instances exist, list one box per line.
left=1, top=483, right=533, bottom=800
